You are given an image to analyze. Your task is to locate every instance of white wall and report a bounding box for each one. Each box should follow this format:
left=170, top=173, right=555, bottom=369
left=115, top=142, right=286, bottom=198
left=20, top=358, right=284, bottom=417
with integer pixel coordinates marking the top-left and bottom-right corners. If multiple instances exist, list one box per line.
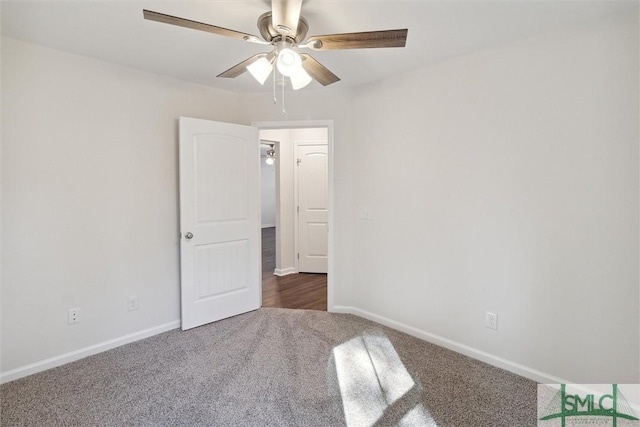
left=349, top=11, right=639, bottom=383
left=260, top=145, right=276, bottom=228
left=1, top=38, right=240, bottom=375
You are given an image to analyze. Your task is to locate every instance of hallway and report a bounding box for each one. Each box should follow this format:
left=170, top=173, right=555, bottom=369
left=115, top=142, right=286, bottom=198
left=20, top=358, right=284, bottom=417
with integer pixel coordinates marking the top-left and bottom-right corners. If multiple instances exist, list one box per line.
left=261, top=227, right=327, bottom=311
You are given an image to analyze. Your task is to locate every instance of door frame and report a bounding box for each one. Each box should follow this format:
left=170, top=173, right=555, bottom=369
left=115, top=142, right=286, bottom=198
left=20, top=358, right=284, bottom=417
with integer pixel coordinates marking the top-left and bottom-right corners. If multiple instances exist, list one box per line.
left=259, top=138, right=284, bottom=275
left=253, top=120, right=335, bottom=312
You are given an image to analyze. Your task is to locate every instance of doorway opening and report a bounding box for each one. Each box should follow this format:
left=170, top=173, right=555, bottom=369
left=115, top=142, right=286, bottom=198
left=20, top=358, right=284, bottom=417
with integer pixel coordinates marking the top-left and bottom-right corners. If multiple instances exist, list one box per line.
left=257, top=121, right=333, bottom=311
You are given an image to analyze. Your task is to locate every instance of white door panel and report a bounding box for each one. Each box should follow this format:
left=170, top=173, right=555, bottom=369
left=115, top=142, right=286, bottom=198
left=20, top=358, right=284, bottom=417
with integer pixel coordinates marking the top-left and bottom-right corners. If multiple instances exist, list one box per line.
left=307, top=223, right=328, bottom=256
left=298, top=144, right=328, bottom=273
left=179, top=117, right=260, bottom=330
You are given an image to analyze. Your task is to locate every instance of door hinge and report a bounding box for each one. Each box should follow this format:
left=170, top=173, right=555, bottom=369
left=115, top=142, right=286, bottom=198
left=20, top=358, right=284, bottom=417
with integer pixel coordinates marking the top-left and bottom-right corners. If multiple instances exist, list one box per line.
left=297, top=206, right=299, bottom=213
left=297, top=253, right=299, bottom=259
left=297, top=158, right=301, bottom=166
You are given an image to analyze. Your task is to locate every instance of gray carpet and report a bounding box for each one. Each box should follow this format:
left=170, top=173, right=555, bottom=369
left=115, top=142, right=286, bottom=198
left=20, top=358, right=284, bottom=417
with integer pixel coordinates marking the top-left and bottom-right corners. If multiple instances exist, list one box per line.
left=1, top=308, right=537, bottom=426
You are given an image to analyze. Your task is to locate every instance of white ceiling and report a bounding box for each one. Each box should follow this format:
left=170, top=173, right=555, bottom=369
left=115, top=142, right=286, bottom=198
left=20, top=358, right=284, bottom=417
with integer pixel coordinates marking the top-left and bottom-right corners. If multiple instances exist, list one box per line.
left=2, top=0, right=636, bottom=93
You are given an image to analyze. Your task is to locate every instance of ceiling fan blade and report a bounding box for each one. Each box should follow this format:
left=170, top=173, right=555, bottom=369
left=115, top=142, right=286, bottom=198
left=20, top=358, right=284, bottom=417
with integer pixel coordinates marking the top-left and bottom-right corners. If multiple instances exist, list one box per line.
left=218, top=54, right=267, bottom=78
left=300, top=54, right=340, bottom=86
left=143, top=10, right=267, bottom=44
left=271, top=0, right=302, bottom=36
left=306, top=29, right=408, bottom=50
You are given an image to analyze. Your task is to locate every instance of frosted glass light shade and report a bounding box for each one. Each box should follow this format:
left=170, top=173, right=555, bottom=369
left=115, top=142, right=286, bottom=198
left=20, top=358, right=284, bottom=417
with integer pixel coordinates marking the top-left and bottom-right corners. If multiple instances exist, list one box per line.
left=276, top=48, right=302, bottom=77
left=265, top=147, right=276, bottom=165
left=247, top=57, right=273, bottom=85
left=290, top=68, right=312, bottom=90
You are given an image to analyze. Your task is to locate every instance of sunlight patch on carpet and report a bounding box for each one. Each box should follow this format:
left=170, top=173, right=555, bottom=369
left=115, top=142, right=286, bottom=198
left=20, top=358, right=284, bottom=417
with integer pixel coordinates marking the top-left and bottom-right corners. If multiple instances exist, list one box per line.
left=331, top=332, right=437, bottom=426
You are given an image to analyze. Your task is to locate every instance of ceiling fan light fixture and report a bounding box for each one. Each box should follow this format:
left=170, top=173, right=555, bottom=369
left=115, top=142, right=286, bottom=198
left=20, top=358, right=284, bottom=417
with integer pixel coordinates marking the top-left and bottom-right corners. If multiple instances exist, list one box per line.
left=265, top=147, right=276, bottom=165
left=247, top=57, right=273, bottom=85
left=290, top=67, right=312, bottom=90
left=276, top=48, right=302, bottom=77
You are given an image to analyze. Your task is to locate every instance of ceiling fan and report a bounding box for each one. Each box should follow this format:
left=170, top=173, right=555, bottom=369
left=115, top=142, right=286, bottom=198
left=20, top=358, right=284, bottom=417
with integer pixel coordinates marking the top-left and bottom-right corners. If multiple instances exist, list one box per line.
left=143, top=0, right=408, bottom=90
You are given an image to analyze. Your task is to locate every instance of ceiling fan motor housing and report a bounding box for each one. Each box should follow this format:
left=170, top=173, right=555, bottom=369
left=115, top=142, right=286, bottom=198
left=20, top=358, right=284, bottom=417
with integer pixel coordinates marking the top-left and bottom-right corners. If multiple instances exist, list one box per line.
left=257, top=12, right=309, bottom=44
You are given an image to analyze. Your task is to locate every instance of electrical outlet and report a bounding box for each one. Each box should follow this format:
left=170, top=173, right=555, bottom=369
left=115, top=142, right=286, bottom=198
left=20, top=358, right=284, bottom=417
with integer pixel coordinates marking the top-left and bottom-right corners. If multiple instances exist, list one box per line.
left=486, top=312, right=498, bottom=330
left=359, top=207, right=372, bottom=220
left=68, top=308, right=80, bottom=324
left=128, top=295, right=139, bottom=311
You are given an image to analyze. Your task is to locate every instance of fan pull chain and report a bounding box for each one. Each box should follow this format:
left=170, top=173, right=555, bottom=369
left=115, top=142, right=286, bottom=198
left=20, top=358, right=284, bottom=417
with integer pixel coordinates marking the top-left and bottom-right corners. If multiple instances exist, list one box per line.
left=282, top=77, right=286, bottom=115
left=273, top=67, right=277, bottom=104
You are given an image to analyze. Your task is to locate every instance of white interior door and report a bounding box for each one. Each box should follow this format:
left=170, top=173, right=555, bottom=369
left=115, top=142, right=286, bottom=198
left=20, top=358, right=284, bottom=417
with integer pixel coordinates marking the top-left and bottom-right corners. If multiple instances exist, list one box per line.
left=179, top=117, right=260, bottom=330
left=297, top=144, right=328, bottom=273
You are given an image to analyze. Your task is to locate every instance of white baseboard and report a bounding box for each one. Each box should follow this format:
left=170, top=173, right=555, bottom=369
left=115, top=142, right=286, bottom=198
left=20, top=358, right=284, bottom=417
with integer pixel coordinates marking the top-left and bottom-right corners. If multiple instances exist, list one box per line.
left=261, top=224, right=276, bottom=229
left=274, top=267, right=296, bottom=276
left=330, top=305, right=353, bottom=314
left=0, top=320, right=180, bottom=384
left=332, top=305, right=571, bottom=385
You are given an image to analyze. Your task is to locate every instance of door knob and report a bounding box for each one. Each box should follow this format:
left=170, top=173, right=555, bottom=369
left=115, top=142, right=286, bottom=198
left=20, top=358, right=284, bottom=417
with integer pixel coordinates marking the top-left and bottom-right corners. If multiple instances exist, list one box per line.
left=185, top=232, right=194, bottom=240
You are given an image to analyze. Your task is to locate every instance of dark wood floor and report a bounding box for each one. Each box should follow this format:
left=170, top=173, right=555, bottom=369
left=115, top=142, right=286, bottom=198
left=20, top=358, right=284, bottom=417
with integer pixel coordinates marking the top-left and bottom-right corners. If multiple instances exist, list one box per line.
left=261, top=227, right=327, bottom=311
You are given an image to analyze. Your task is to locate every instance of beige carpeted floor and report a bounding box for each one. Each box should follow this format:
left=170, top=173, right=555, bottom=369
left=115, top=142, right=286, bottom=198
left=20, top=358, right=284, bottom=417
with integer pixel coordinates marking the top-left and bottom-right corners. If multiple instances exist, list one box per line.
left=0, top=308, right=537, bottom=426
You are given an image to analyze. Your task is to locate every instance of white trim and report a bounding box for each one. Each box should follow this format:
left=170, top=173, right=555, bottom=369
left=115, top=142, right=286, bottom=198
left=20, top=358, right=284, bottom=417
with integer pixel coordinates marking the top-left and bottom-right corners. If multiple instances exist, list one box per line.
left=334, top=306, right=572, bottom=385
left=0, top=320, right=180, bottom=384
left=261, top=223, right=276, bottom=229
left=295, top=141, right=328, bottom=146
left=330, top=305, right=353, bottom=314
left=273, top=267, right=296, bottom=276
left=253, top=120, right=335, bottom=311
left=293, top=142, right=299, bottom=272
